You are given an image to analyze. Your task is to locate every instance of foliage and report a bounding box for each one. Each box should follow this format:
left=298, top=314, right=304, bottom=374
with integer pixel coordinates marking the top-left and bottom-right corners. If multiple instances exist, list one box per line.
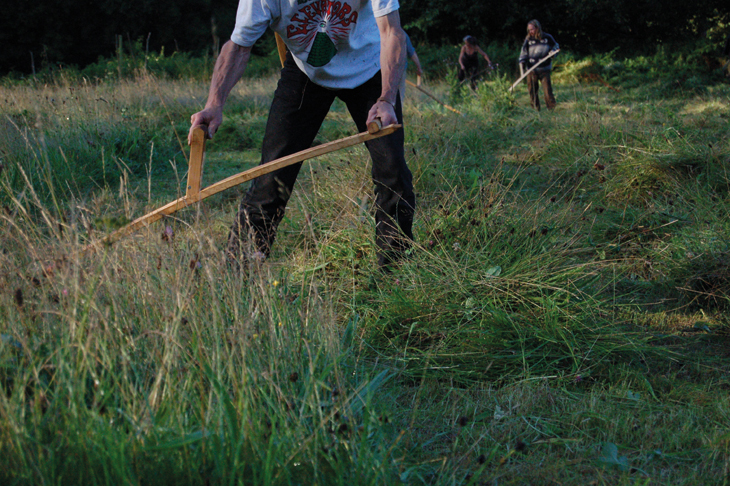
left=474, top=74, right=516, bottom=112
left=4, top=0, right=730, bottom=75
left=0, top=0, right=242, bottom=75
left=401, top=0, right=730, bottom=55
left=2, top=40, right=281, bottom=84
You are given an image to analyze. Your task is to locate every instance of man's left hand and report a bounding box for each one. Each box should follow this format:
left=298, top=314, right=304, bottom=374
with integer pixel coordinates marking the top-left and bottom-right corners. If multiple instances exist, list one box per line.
left=367, top=99, right=398, bottom=127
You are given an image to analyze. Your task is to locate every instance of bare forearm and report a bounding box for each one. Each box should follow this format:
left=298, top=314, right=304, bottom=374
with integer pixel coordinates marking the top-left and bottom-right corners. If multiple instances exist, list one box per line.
left=189, top=40, right=252, bottom=142
left=477, top=46, right=491, bottom=64
left=377, top=12, right=406, bottom=104
left=206, top=40, right=252, bottom=109
left=367, top=11, right=405, bottom=126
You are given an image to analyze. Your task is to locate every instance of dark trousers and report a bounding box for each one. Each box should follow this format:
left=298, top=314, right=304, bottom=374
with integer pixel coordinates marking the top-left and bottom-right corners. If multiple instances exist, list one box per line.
left=527, top=69, right=556, bottom=111
left=227, top=54, right=416, bottom=266
left=458, top=62, right=479, bottom=90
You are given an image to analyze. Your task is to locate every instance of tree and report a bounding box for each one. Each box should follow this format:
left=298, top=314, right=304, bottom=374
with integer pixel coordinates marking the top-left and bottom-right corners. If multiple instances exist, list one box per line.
left=0, top=0, right=239, bottom=75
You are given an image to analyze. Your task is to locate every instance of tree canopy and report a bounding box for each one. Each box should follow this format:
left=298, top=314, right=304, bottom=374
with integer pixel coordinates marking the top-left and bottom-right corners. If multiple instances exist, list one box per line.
left=1, top=0, right=240, bottom=75
left=2, top=0, right=729, bottom=75
left=400, top=0, right=729, bottom=51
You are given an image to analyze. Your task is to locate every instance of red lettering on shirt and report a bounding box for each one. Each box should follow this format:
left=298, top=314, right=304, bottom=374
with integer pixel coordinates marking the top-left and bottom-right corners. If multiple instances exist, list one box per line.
left=286, top=0, right=358, bottom=49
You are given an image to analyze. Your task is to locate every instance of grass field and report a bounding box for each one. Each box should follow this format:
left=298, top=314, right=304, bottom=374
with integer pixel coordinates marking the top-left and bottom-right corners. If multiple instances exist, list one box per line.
left=1, top=49, right=730, bottom=485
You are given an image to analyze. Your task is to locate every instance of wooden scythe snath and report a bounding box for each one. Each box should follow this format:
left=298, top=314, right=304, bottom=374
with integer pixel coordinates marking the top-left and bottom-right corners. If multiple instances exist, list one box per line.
left=508, top=49, right=560, bottom=93
left=405, top=79, right=464, bottom=115
left=274, top=32, right=287, bottom=67
left=96, top=122, right=400, bottom=247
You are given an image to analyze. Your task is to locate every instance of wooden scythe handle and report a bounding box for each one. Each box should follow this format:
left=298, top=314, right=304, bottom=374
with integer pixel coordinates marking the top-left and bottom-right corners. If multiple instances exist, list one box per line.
left=275, top=33, right=287, bottom=67
left=405, top=79, right=463, bottom=115
left=509, top=49, right=560, bottom=93
left=186, top=125, right=208, bottom=199
left=367, top=118, right=382, bottom=134
left=96, top=123, right=402, bottom=247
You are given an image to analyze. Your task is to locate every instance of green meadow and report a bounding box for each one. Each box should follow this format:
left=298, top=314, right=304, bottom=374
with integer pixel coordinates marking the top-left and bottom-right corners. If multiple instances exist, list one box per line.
left=1, top=45, right=729, bottom=485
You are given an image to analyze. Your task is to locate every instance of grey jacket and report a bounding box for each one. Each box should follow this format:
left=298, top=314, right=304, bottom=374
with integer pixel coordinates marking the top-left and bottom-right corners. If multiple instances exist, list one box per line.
left=519, top=33, right=559, bottom=71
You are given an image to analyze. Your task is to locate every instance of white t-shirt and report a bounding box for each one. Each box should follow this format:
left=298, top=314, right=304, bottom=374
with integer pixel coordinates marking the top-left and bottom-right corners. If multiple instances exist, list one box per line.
left=231, top=0, right=399, bottom=89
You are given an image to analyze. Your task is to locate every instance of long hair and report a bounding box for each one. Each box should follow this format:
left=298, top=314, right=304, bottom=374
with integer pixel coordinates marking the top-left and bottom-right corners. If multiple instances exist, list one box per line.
left=526, top=19, right=543, bottom=40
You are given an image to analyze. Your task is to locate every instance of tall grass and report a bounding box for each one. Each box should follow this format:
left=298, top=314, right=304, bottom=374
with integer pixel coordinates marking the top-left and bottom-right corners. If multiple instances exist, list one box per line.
left=1, top=47, right=730, bottom=484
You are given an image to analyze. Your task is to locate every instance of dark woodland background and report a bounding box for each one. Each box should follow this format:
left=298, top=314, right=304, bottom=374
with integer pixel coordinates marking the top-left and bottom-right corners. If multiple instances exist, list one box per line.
left=3, top=0, right=730, bottom=75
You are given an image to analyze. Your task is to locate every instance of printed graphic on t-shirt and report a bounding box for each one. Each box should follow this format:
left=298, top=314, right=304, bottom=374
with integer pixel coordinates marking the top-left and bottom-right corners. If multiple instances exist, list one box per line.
left=286, top=0, right=359, bottom=67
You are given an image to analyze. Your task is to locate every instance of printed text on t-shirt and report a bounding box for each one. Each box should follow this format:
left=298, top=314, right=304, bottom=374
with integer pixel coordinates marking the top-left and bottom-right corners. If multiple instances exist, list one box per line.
left=286, top=0, right=359, bottom=46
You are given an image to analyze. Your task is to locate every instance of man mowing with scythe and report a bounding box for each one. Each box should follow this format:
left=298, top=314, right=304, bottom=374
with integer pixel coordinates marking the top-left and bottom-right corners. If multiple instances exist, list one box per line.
left=189, top=0, right=416, bottom=271
left=518, top=19, right=560, bottom=111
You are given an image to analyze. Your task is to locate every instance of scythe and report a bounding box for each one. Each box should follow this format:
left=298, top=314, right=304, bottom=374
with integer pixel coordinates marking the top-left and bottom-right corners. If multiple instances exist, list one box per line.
left=95, top=122, right=399, bottom=247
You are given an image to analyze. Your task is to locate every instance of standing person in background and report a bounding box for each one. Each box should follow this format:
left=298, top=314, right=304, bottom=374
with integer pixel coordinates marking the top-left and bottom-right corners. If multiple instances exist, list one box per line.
left=458, top=35, right=492, bottom=90
left=399, top=32, right=423, bottom=105
left=518, top=19, right=559, bottom=111
left=189, top=0, right=416, bottom=271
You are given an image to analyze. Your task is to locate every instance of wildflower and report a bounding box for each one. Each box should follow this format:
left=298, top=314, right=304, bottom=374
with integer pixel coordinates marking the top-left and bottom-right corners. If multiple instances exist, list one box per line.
left=161, top=226, right=174, bottom=242
left=452, top=242, right=461, bottom=251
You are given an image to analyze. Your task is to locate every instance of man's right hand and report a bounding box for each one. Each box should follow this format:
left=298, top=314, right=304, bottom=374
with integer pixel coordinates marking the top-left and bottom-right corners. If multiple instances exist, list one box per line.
left=188, top=107, right=223, bottom=145
left=187, top=41, right=253, bottom=145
